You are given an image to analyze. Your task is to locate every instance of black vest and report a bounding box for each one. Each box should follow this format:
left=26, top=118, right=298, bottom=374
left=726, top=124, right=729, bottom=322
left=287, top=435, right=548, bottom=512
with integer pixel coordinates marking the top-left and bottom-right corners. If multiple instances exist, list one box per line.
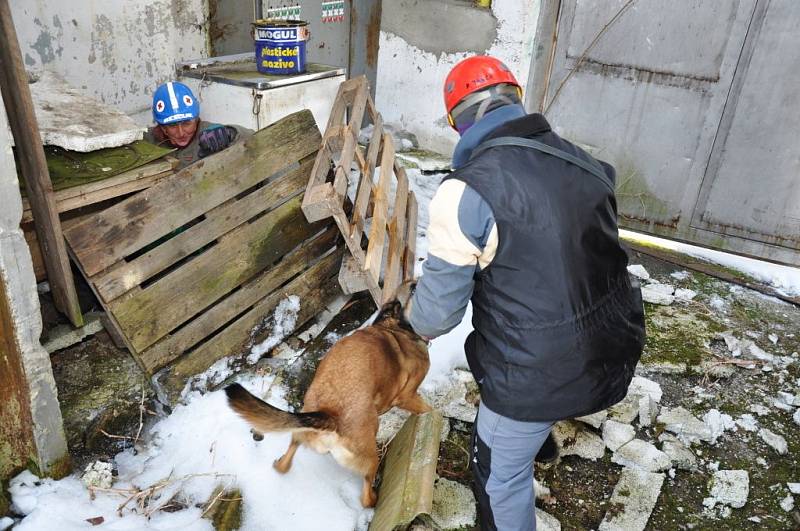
left=450, top=114, right=645, bottom=422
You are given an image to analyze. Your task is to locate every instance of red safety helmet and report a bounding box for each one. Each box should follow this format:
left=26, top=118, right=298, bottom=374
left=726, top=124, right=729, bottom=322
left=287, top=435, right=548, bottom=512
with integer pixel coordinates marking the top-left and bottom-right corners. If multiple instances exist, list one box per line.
left=444, top=55, right=521, bottom=129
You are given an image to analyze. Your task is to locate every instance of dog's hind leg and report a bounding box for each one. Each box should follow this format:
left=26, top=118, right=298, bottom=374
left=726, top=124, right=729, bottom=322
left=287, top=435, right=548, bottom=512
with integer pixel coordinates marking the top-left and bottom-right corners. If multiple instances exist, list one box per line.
left=398, top=392, right=432, bottom=414
left=273, top=434, right=301, bottom=474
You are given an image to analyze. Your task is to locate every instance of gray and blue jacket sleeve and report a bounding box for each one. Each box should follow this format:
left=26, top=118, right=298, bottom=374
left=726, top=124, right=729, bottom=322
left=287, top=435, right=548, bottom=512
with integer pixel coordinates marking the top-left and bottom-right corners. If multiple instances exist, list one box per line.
left=408, top=179, right=498, bottom=338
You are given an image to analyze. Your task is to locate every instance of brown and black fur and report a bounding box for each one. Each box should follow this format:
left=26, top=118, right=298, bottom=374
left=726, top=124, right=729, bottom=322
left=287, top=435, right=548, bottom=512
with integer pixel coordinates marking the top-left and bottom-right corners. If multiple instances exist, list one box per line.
left=225, top=282, right=430, bottom=508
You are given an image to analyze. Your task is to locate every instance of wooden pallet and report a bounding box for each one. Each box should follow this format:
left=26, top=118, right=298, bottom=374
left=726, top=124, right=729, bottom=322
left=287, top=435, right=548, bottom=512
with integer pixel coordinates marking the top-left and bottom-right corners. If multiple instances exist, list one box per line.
left=301, top=75, right=417, bottom=305
left=63, top=111, right=343, bottom=401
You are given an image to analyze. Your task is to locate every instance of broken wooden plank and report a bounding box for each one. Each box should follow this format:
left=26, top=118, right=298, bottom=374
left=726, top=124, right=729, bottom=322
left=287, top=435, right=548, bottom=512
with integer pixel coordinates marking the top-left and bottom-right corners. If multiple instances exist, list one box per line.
left=0, top=0, right=82, bottom=327
left=364, top=134, right=395, bottom=284
left=110, top=195, right=325, bottom=353
left=338, top=255, right=370, bottom=295
left=158, top=250, right=343, bottom=401
left=351, top=114, right=383, bottom=244
left=371, top=411, right=444, bottom=531
left=65, top=110, right=321, bottom=277
left=403, top=192, right=418, bottom=282
left=141, top=227, right=339, bottom=373
left=92, top=156, right=314, bottom=303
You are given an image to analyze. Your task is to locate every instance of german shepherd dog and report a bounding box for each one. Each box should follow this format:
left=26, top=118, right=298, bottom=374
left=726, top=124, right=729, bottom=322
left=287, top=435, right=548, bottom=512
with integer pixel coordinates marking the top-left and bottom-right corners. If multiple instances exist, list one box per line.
left=224, top=283, right=431, bottom=507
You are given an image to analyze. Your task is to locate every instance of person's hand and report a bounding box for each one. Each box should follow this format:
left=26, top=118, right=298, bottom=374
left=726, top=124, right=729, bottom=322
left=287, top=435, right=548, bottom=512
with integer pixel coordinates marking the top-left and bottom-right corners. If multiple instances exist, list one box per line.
left=198, top=125, right=234, bottom=157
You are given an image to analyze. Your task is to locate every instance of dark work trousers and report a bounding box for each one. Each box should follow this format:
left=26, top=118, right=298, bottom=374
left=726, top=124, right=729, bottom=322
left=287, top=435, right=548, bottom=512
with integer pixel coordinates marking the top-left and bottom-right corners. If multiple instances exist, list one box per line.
left=471, top=401, right=554, bottom=531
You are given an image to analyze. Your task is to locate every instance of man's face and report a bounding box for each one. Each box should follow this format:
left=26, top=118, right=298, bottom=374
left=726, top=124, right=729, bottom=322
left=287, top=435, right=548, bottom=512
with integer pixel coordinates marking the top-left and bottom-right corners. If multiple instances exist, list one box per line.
left=160, top=118, right=199, bottom=148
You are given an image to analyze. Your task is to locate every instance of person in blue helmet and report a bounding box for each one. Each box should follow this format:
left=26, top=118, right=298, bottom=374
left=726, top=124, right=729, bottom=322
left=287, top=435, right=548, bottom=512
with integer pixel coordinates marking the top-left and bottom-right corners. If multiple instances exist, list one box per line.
left=146, top=81, right=250, bottom=169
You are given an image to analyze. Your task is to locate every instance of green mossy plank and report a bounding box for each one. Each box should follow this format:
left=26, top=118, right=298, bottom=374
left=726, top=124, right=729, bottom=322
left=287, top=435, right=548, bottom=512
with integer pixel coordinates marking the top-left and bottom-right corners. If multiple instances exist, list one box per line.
left=371, top=411, right=444, bottom=531
left=19, top=141, right=175, bottom=194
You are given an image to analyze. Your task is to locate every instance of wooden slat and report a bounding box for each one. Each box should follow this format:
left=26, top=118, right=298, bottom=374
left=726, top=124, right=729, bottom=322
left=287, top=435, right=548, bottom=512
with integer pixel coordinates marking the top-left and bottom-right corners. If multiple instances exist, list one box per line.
left=364, top=134, right=395, bottom=283
left=159, top=249, right=343, bottom=400
left=404, top=192, right=418, bottom=282
left=21, top=160, right=175, bottom=223
left=346, top=77, right=369, bottom=133
left=110, top=195, right=325, bottom=352
left=338, top=254, right=370, bottom=295
left=0, top=0, right=83, bottom=327
left=351, top=114, right=383, bottom=243
left=141, top=227, right=339, bottom=373
left=93, top=156, right=314, bottom=303
left=382, top=164, right=409, bottom=303
left=65, top=110, right=321, bottom=277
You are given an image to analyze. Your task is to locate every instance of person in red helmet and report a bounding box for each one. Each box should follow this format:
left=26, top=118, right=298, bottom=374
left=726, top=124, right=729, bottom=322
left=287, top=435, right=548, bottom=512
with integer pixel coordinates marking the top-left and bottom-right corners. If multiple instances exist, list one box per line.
left=405, top=55, right=645, bottom=530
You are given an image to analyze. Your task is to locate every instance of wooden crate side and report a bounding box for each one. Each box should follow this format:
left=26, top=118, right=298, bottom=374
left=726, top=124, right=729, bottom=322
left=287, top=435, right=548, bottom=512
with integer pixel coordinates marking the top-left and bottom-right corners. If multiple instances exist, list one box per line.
left=403, top=192, right=418, bottom=282
left=93, top=156, right=314, bottom=303
left=140, top=226, right=339, bottom=373
left=351, top=114, right=383, bottom=243
left=65, top=110, right=321, bottom=276
left=158, top=249, right=343, bottom=401
left=364, top=134, right=395, bottom=284
left=382, top=165, right=409, bottom=303
left=110, top=195, right=325, bottom=352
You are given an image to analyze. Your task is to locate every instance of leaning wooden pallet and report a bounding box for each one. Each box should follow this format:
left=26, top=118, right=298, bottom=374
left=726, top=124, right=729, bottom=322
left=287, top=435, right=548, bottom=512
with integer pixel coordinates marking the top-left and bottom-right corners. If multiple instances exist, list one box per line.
left=301, top=75, right=417, bottom=305
left=63, top=110, right=343, bottom=403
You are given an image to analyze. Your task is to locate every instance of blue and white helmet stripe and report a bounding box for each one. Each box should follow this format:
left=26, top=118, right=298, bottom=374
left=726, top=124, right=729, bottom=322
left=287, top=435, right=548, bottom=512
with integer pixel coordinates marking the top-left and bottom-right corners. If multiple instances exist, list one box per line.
left=153, top=81, right=199, bottom=125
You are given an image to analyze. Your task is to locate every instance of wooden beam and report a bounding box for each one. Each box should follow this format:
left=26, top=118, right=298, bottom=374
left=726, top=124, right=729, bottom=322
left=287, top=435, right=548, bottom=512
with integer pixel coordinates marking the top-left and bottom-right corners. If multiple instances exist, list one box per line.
left=383, top=163, right=409, bottom=303
left=0, top=0, right=82, bottom=326
left=364, top=134, right=395, bottom=284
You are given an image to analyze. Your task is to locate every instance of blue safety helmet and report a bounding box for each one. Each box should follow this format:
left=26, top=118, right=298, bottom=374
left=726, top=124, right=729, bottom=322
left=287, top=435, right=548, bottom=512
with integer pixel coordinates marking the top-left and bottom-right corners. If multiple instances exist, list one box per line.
left=152, top=81, right=199, bottom=125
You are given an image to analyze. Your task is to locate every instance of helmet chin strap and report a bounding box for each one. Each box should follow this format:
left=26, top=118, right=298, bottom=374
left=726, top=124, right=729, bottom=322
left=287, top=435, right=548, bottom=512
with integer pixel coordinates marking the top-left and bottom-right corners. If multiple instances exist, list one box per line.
left=449, top=84, right=521, bottom=130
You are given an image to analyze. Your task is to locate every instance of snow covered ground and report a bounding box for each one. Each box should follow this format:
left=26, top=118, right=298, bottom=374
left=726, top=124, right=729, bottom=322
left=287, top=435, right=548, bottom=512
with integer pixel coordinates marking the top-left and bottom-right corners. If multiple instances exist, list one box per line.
left=8, top=163, right=799, bottom=530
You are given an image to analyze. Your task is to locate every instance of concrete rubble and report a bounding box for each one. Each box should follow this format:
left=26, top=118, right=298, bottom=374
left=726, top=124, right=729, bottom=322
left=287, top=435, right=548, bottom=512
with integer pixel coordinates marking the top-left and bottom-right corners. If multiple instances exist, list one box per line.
left=628, top=376, right=663, bottom=403
left=599, top=469, right=665, bottom=531
left=30, top=71, right=145, bottom=152
left=734, top=414, right=758, bottom=432
left=536, top=509, right=562, bottom=531
left=575, top=410, right=607, bottom=429
left=430, top=478, right=476, bottom=530
left=638, top=395, right=659, bottom=427
left=627, top=264, right=650, bottom=281
left=608, top=393, right=641, bottom=424
left=657, top=406, right=713, bottom=444
left=552, top=420, right=606, bottom=460
left=602, top=420, right=635, bottom=452
left=787, top=483, right=800, bottom=495
left=758, top=428, right=788, bottom=455
left=794, top=408, right=800, bottom=427
left=702, top=409, right=736, bottom=444
left=780, top=494, right=795, bottom=512
left=611, top=439, right=671, bottom=473
left=659, top=434, right=698, bottom=471
left=423, top=369, right=478, bottom=423
left=641, top=284, right=675, bottom=305
left=703, top=470, right=749, bottom=509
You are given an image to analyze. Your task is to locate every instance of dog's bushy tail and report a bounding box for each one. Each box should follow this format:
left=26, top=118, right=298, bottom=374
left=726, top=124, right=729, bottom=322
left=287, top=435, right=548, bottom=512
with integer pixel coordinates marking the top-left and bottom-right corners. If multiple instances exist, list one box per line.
left=224, top=383, right=336, bottom=433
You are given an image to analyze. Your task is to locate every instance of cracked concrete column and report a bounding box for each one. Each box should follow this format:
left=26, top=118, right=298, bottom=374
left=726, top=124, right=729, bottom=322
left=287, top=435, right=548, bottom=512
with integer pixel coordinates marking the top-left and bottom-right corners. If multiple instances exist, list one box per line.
left=0, top=91, right=70, bottom=492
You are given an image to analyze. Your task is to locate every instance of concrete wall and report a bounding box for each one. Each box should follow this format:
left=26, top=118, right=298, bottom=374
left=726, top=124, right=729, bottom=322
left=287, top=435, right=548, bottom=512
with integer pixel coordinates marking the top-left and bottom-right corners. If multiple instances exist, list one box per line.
left=375, top=0, right=541, bottom=155
left=10, top=0, right=210, bottom=124
left=0, top=93, right=70, bottom=482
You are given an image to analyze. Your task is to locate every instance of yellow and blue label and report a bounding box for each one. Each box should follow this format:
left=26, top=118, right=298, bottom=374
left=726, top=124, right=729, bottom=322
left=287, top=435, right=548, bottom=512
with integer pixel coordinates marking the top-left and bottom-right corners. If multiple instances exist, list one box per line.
left=254, top=23, right=308, bottom=75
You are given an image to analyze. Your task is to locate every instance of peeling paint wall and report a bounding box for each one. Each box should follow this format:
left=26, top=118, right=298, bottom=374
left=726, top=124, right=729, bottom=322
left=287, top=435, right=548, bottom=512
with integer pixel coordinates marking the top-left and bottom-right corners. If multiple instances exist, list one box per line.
left=0, top=93, right=70, bottom=481
left=375, top=0, right=541, bottom=155
left=10, top=0, right=209, bottom=124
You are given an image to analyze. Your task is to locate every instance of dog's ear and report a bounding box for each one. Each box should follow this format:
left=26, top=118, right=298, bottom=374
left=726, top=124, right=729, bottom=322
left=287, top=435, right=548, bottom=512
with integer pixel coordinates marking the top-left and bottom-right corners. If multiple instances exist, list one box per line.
left=395, top=279, right=417, bottom=309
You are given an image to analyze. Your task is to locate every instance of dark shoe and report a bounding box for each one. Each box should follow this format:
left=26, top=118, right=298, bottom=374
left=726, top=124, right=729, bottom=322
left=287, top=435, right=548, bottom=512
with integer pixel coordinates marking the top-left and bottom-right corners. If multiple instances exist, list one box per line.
left=535, top=432, right=559, bottom=464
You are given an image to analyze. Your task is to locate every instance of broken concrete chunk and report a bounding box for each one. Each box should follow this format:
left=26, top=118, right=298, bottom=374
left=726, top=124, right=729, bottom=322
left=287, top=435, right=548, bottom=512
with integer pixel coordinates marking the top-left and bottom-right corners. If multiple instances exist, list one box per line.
left=787, top=483, right=800, bottom=495
left=627, top=264, right=650, bottom=281
left=769, top=333, right=779, bottom=344
left=551, top=420, right=606, bottom=461
left=779, top=494, right=795, bottom=512
left=646, top=283, right=676, bottom=296
left=703, top=470, right=749, bottom=509
left=575, top=410, right=607, bottom=429
left=702, top=409, right=736, bottom=444
left=641, top=285, right=674, bottom=305
left=657, top=407, right=713, bottom=444
left=423, top=369, right=478, bottom=423
left=629, top=376, right=663, bottom=403
left=777, top=391, right=800, bottom=407
left=430, top=478, right=476, bottom=530
left=795, top=409, right=800, bottom=427
left=735, top=414, right=758, bottom=432
left=603, top=420, right=636, bottom=452
left=638, top=395, right=659, bottom=427
left=660, top=437, right=698, bottom=471
left=758, top=428, right=788, bottom=455
left=612, top=439, right=671, bottom=472
left=674, top=288, right=697, bottom=302
left=535, top=509, right=562, bottom=531
left=609, top=393, right=641, bottom=424
left=598, top=468, right=665, bottom=531
left=749, top=404, right=771, bottom=416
